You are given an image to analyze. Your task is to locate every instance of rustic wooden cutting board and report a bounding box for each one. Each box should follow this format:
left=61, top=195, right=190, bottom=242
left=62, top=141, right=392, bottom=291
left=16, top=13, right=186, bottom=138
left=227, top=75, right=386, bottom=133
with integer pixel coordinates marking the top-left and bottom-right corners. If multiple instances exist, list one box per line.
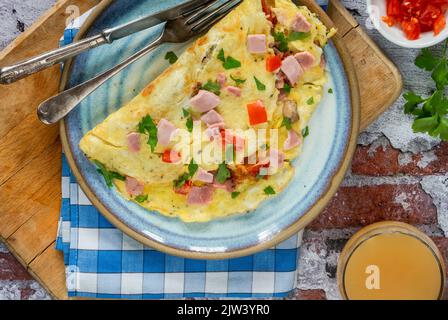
left=0, top=0, right=402, bottom=299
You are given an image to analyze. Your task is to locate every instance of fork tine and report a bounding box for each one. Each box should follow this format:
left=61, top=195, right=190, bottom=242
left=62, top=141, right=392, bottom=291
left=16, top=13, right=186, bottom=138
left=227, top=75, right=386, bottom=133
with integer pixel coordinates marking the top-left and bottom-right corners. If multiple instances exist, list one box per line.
left=184, top=0, right=220, bottom=24
left=191, top=0, right=242, bottom=33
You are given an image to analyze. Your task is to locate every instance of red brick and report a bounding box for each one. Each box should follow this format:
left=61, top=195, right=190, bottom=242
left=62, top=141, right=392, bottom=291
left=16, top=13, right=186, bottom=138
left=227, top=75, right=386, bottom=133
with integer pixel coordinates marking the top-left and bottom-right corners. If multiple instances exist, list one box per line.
left=400, top=142, right=448, bottom=176
left=0, top=253, right=32, bottom=281
left=287, top=289, right=327, bottom=300
left=352, top=142, right=448, bottom=177
left=352, top=143, right=399, bottom=176
left=310, top=184, right=437, bottom=229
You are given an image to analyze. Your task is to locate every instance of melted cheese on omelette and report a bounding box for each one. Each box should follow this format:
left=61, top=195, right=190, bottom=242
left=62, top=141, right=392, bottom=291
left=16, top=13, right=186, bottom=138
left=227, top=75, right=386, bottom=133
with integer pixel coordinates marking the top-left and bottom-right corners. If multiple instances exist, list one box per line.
left=79, top=0, right=335, bottom=222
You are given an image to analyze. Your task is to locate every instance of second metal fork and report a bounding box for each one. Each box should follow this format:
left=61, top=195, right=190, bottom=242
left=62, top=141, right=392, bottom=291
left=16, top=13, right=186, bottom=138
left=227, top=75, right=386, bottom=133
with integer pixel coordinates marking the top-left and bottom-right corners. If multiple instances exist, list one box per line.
left=37, top=0, right=242, bottom=125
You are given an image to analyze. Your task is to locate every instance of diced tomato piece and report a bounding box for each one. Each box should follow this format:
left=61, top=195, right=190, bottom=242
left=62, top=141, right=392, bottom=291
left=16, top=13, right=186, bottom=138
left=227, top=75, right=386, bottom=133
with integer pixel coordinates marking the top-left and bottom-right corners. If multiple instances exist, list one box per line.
left=387, top=0, right=402, bottom=17
left=219, top=129, right=245, bottom=152
left=266, top=55, right=282, bottom=72
left=247, top=100, right=268, bottom=126
left=162, top=149, right=181, bottom=163
left=382, top=15, right=396, bottom=26
left=401, top=17, right=421, bottom=40
left=434, top=13, right=446, bottom=34
left=384, top=0, right=446, bottom=40
left=246, top=161, right=270, bottom=177
left=174, top=180, right=192, bottom=195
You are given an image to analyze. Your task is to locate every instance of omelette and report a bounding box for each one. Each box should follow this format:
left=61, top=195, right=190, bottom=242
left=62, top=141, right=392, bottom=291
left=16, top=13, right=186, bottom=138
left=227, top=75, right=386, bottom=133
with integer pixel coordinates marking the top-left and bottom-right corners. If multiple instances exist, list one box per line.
left=79, top=0, right=336, bottom=222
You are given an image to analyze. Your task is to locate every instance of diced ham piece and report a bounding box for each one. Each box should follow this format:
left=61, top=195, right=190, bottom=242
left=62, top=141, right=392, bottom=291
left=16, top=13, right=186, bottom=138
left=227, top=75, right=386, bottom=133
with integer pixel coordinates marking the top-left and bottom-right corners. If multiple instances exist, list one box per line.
left=281, top=56, right=304, bottom=85
left=226, top=86, right=242, bottom=97
left=284, top=130, right=302, bottom=150
left=157, top=118, right=177, bottom=146
left=194, top=168, right=214, bottom=184
left=247, top=34, right=267, bottom=54
left=125, top=176, right=144, bottom=196
left=187, top=186, right=214, bottom=205
left=201, top=110, right=224, bottom=127
left=291, top=12, right=312, bottom=32
left=127, top=132, right=141, bottom=153
left=217, top=73, right=227, bottom=87
left=204, top=123, right=224, bottom=141
left=295, top=51, right=315, bottom=71
left=190, top=90, right=221, bottom=112
left=269, top=149, right=286, bottom=169
left=213, top=177, right=235, bottom=193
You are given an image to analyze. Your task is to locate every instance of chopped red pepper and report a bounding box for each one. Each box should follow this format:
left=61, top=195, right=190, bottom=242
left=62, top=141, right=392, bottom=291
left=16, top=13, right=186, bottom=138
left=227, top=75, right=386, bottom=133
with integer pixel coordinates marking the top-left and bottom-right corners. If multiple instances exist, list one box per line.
left=174, top=180, right=192, bottom=195
left=247, top=100, right=268, bottom=126
left=383, top=0, right=447, bottom=39
left=162, top=149, right=181, bottom=163
left=266, top=55, right=282, bottom=72
left=434, top=13, right=446, bottom=34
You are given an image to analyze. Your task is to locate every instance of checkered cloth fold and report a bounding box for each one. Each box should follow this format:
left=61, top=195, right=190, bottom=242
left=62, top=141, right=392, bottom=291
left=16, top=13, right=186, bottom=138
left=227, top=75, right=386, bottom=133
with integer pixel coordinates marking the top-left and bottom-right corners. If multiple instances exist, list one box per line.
left=56, top=0, right=328, bottom=299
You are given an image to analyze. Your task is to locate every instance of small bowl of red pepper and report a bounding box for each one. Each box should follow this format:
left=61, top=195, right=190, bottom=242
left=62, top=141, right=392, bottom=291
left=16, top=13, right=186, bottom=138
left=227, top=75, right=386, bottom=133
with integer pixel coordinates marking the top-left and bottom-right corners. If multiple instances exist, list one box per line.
left=367, top=0, right=448, bottom=48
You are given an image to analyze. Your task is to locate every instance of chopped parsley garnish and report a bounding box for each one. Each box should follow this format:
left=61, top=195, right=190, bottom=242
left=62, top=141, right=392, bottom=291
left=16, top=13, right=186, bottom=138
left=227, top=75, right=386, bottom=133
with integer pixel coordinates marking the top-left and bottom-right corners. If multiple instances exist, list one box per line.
left=231, top=191, right=240, bottom=199
left=217, top=48, right=226, bottom=63
left=135, top=194, right=148, bottom=203
left=302, top=126, right=310, bottom=138
left=230, top=75, right=246, bottom=85
left=264, top=186, right=276, bottom=195
left=183, top=108, right=194, bottom=133
left=217, top=48, right=241, bottom=70
left=328, top=88, right=333, bottom=94
left=254, top=76, right=266, bottom=91
left=188, top=159, right=199, bottom=177
left=174, top=173, right=190, bottom=189
left=137, top=115, right=158, bottom=152
left=165, top=51, right=178, bottom=64
left=273, top=32, right=289, bottom=53
left=202, top=80, right=221, bottom=95
left=306, top=97, right=314, bottom=105
left=281, top=117, right=292, bottom=130
left=173, top=159, right=198, bottom=189
left=288, top=31, right=311, bottom=41
left=274, top=31, right=310, bottom=53
left=283, top=83, right=291, bottom=93
left=94, top=160, right=125, bottom=188
left=216, top=162, right=231, bottom=184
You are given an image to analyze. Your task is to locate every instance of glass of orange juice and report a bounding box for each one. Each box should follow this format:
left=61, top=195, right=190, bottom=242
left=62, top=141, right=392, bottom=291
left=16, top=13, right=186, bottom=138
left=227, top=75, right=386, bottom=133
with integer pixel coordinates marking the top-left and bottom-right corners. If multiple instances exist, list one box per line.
left=337, top=221, right=446, bottom=300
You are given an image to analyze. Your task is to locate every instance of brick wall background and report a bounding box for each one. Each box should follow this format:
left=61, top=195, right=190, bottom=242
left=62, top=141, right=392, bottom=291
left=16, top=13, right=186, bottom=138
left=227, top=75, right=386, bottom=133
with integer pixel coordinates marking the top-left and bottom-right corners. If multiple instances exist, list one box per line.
left=0, top=0, right=447, bottom=300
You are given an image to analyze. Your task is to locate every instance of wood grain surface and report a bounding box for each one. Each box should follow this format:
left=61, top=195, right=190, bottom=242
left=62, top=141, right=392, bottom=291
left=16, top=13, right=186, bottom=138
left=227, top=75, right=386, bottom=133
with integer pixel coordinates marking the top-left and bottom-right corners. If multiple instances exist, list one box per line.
left=0, top=0, right=402, bottom=299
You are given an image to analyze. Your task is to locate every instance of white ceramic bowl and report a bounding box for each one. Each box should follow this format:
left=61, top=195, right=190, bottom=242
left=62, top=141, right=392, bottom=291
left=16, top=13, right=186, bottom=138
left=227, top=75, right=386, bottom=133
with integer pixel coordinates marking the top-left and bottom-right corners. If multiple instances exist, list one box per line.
left=367, top=0, right=448, bottom=48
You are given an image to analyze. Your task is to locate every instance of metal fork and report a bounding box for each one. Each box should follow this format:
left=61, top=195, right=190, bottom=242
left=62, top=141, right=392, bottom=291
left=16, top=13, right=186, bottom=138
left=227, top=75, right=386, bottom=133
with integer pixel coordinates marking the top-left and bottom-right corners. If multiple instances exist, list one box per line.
left=37, top=0, right=242, bottom=125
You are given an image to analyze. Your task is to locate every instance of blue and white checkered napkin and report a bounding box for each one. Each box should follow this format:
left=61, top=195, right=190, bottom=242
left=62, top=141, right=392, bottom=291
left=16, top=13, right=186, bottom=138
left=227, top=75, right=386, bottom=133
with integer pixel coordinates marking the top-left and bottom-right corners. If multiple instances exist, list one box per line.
left=56, top=0, right=328, bottom=299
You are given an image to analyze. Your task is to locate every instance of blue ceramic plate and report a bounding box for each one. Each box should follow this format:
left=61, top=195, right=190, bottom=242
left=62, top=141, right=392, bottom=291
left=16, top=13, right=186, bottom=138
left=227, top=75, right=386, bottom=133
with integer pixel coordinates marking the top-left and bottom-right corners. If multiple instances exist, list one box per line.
left=61, top=0, right=359, bottom=259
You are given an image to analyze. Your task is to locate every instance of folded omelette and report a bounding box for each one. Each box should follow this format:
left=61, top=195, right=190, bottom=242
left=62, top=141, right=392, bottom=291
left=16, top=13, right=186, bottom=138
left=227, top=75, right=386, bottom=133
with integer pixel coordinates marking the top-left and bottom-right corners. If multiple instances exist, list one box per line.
left=79, top=0, right=336, bottom=222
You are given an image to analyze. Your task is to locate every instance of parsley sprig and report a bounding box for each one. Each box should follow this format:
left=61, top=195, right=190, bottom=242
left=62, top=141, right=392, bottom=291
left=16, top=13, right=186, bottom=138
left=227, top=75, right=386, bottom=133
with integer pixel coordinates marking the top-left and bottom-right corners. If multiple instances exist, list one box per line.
left=202, top=80, right=221, bottom=95
left=218, top=49, right=241, bottom=70
left=404, top=41, right=448, bottom=141
left=94, top=160, right=125, bottom=188
left=173, top=159, right=198, bottom=189
left=165, top=51, right=178, bottom=64
left=273, top=31, right=311, bottom=53
left=137, top=115, right=158, bottom=152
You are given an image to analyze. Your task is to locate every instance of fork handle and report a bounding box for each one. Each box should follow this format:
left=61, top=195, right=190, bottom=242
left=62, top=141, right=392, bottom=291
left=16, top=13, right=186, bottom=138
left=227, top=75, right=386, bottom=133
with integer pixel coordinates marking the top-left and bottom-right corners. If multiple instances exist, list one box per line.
left=0, top=34, right=109, bottom=85
left=37, top=35, right=164, bottom=125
